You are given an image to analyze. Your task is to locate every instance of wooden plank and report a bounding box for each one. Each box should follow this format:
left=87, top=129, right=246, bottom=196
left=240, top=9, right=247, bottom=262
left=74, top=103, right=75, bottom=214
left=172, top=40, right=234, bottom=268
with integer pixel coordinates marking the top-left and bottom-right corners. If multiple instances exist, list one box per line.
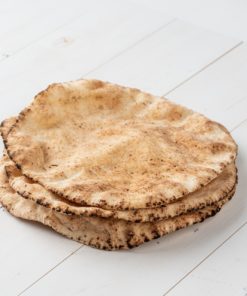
left=20, top=121, right=247, bottom=296
left=0, top=0, right=156, bottom=60
left=0, top=207, right=80, bottom=296
left=0, top=0, right=83, bottom=58
left=165, top=224, right=247, bottom=296
left=167, top=43, right=247, bottom=131
left=129, top=0, right=247, bottom=40
left=86, top=20, right=239, bottom=94
left=0, top=0, right=58, bottom=37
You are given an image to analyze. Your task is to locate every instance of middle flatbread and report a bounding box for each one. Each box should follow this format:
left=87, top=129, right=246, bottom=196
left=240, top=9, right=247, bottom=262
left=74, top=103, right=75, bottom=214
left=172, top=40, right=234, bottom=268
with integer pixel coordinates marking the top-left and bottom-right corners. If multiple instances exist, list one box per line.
left=5, top=158, right=236, bottom=222
left=1, top=117, right=237, bottom=223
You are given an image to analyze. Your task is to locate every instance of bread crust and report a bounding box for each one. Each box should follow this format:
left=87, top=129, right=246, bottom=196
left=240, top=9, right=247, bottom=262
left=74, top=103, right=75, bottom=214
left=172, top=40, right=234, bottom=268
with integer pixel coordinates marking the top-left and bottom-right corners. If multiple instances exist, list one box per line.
left=2, top=80, right=237, bottom=210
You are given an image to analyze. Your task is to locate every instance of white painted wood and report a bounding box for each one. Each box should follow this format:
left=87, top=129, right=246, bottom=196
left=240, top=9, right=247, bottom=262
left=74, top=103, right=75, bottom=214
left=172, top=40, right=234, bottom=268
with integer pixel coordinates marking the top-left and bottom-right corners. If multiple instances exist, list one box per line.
left=0, top=0, right=89, bottom=59
left=20, top=120, right=247, bottom=296
left=166, top=224, right=247, bottom=296
left=167, top=43, right=247, bottom=131
left=0, top=0, right=86, bottom=58
left=0, top=0, right=60, bottom=37
left=86, top=21, right=238, bottom=94
left=0, top=207, right=80, bottom=296
left=130, top=0, right=247, bottom=40
left=0, top=1, right=245, bottom=295
left=0, top=0, right=150, bottom=60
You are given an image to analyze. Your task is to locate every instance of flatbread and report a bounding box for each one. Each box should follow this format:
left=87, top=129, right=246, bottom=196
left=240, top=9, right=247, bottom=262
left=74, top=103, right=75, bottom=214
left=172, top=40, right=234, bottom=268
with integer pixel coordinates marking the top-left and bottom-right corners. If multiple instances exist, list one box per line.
left=5, top=158, right=236, bottom=222
left=2, top=80, right=237, bottom=210
left=0, top=158, right=235, bottom=250
left=2, top=119, right=237, bottom=222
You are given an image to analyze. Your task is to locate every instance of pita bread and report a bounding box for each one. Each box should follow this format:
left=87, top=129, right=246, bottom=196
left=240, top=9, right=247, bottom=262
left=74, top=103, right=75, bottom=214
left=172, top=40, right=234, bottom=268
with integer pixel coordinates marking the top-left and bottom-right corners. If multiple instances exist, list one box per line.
left=0, top=157, right=235, bottom=250
left=2, top=118, right=237, bottom=222
left=5, top=157, right=236, bottom=222
left=2, top=80, right=237, bottom=210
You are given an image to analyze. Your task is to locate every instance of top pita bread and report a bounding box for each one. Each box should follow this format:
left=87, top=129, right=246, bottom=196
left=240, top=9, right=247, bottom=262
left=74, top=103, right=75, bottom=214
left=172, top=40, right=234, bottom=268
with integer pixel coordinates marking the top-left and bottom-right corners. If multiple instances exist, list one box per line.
left=3, top=80, right=237, bottom=210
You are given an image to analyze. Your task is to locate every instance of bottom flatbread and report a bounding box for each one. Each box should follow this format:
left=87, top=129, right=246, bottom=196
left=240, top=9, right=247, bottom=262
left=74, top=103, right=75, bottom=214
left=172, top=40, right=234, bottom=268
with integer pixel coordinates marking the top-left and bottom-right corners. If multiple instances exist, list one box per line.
left=0, top=160, right=235, bottom=250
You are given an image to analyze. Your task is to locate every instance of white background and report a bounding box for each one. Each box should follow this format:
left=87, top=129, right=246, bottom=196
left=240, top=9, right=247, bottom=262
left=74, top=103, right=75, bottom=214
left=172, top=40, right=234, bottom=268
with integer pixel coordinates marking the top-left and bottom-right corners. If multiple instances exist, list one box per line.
left=0, top=1, right=247, bottom=295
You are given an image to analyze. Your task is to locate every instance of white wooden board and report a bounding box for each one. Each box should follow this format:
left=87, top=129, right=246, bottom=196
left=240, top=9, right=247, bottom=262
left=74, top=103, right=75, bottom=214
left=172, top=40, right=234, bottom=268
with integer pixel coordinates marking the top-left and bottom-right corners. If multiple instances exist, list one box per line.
left=168, top=43, right=247, bottom=131
left=130, top=0, right=247, bottom=40
left=0, top=0, right=171, bottom=60
left=0, top=207, right=80, bottom=296
left=87, top=20, right=239, bottom=94
left=167, top=223, right=247, bottom=296
left=0, top=0, right=99, bottom=59
left=0, top=1, right=246, bottom=295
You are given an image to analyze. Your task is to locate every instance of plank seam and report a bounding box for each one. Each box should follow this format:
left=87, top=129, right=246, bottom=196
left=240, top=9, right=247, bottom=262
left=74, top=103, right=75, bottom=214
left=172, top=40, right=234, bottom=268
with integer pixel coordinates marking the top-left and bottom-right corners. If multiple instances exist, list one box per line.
left=231, top=118, right=247, bottom=132
left=163, top=221, right=247, bottom=296
left=17, top=245, right=83, bottom=296
left=164, top=41, right=244, bottom=96
left=82, top=19, right=177, bottom=78
left=0, top=7, right=106, bottom=63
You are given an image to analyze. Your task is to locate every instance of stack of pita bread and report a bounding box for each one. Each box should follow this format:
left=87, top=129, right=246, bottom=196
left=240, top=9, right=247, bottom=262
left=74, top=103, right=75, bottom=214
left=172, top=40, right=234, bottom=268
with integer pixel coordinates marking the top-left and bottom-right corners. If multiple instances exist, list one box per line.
left=0, top=80, right=237, bottom=250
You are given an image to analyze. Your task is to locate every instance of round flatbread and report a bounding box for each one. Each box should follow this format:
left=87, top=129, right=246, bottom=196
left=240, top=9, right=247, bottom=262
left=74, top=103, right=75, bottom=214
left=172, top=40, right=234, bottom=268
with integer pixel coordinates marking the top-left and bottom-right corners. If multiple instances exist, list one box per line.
left=0, top=158, right=235, bottom=250
left=3, top=80, right=237, bottom=210
left=2, top=117, right=237, bottom=222
left=5, top=157, right=236, bottom=222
